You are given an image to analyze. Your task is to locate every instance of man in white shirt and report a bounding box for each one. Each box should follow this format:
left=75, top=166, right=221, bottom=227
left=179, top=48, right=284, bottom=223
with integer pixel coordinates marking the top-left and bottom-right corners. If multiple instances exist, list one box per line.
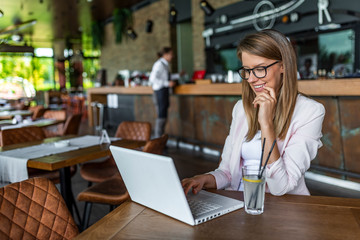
left=149, top=47, right=177, bottom=138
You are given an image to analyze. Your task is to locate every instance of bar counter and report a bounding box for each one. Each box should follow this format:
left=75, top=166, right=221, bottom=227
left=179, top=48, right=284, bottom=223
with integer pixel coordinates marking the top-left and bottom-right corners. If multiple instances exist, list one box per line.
left=87, top=78, right=360, bottom=178
left=87, top=78, right=360, bottom=96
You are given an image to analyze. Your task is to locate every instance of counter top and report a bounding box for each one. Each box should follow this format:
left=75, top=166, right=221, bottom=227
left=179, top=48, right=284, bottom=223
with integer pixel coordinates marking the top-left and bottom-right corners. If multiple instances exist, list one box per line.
left=87, top=78, right=360, bottom=96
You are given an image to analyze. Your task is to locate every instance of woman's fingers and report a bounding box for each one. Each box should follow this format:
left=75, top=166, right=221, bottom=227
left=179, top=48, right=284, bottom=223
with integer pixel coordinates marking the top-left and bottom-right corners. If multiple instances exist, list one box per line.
left=263, top=86, right=276, bottom=99
left=253, top=88, right=277, bottom=126
left=181, top=178, right=197, bottom=195
left=181, top=176, right=204, bottom=196
left=192, top=183, right=202, bottom=194
left=253, top=95, right=271, bottom=107
left=253, top=91, right=276, bottom=107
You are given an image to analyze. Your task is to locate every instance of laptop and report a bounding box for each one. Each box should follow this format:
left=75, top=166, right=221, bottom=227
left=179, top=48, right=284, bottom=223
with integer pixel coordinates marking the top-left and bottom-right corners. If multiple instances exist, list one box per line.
left=109, top=146, right=244, bottom=226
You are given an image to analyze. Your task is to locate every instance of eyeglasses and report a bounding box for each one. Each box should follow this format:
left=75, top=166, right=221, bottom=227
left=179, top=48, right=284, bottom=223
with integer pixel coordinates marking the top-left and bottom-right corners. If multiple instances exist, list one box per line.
left=237, top=61, right=279, bottom=80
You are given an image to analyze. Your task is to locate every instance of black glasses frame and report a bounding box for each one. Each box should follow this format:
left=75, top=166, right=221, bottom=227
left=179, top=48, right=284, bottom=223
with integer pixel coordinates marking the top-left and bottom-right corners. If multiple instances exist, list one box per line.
left=237, top=61, right=279, bottom=80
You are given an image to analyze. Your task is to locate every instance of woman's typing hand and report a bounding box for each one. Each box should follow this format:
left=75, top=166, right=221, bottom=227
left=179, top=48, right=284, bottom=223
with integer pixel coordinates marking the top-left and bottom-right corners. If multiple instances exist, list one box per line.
left=181, top=174, right=216, bottom=196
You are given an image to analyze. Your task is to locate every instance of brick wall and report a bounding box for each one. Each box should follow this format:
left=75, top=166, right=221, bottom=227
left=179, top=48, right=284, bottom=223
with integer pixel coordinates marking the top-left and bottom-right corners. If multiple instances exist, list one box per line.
left=100, top=0, right=171, bottom=83
left=191, top=0, right=241, bottom=71
left=100, top=0, right=241, bottom=81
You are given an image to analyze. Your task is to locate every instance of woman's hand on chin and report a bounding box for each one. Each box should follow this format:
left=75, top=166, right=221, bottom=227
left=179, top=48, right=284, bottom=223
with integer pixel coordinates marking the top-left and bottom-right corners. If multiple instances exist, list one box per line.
left=253, top=86, right=277, bottom=128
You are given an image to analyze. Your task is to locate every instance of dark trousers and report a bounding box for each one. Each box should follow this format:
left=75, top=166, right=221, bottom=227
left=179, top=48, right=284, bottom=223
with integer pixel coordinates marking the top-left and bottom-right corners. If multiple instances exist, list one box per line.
left=154, top=87, right=169, bottom=138
left=154, top=87, right=169, bottom=118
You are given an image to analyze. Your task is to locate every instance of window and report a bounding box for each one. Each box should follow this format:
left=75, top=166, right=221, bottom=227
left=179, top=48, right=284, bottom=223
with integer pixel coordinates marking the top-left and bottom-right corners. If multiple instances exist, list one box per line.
left=0, top=54, right=55, bottom=91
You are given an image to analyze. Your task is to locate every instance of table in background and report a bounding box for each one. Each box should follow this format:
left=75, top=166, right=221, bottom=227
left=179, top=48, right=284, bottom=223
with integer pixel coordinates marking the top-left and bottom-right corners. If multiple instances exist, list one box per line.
left=0, top=110, right=32, bottom=120
left=75, top=190, right=360, bottom=240
left=0, top=119, right=65, bottom=130
left=0, top=106, right=14, bottom=112
left=0, top=136, right=146, bottom=221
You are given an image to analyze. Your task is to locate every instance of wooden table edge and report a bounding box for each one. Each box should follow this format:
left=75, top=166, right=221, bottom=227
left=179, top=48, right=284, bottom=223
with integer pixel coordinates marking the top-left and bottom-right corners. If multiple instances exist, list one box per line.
left=26, top=139, right=146, bottom=171
left=74, top=201, right=146, bottom=240
left=0, top=136, right=145, bottom=171
left=74, top=190, right=360, bottom=239
left=209, top=189, right=360, bottom=208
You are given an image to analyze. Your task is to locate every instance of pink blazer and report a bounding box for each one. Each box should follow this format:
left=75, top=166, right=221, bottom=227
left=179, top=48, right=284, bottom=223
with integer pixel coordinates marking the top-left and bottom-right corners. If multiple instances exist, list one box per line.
left=209, top=94, right=325, bottom=196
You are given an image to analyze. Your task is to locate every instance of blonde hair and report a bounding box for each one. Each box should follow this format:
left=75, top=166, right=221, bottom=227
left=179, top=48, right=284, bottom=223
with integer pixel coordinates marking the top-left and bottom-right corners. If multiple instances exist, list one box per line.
left=237, top=29, right=298, bottom=140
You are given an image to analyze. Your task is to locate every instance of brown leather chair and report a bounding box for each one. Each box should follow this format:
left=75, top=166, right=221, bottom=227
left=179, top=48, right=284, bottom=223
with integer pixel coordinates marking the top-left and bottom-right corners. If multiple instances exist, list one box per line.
left=43, top=110, right=67, bottom=137
left=62, top=113, right=82, bottom=135
left=114, top=121, right=152, bottom=140
left=43, top=113, right=82, bottom=138
left=77, top=134, right=168, bottom=230
left=29, top=105, right=46, bottom=120
left=80, top=121, right=151, bottom=185
left=142, top=134, right=168, bottom=154
left=0, top=126, right=77, bottom=184
left=0, top=178, right=78, bottom=239
left=43, top=109, right=67, bottom=120
left=0, top=126, right=45, bottom=147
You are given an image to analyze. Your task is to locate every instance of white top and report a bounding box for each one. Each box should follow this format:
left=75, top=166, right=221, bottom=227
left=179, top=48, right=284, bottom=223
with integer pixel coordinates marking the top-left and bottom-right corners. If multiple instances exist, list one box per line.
left=209, top=94, right=325, bottom=196
left=149, top=58, right=179, bottom=91
left=238, top=131, right=262, bottom=191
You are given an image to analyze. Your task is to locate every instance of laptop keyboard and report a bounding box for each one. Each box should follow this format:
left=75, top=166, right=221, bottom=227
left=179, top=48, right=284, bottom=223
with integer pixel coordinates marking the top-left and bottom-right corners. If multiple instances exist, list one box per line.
left=188, top=199, right=222, bottom=216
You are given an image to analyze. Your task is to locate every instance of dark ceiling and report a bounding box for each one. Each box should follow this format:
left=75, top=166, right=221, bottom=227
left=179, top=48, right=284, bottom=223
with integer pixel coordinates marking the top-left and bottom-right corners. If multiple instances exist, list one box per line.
left=0, top=0, right=144, bottom=48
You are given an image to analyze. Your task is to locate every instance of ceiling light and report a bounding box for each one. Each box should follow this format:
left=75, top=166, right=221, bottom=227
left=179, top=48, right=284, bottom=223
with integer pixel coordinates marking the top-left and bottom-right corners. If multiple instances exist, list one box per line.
left=127, top=28, right=137, bottom=40
left=200, top=0, right=214, bottom=16
left=146, top=20, right=153, bottom=33
left=315, top=23, right=341, bottom=31
left=169, top=5, right=177, bottom=25
left=11, top=34, right=23, bottom=42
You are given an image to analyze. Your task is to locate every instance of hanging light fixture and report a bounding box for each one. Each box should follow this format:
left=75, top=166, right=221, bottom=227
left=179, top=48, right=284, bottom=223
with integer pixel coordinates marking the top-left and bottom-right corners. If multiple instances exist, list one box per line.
left=200, top=0, right=214, bottom=16
left=169, top=4, right=177, bottom=25
left=146, top=20, right=153, bottom=33
left=127, top=28, right=137, bottom=40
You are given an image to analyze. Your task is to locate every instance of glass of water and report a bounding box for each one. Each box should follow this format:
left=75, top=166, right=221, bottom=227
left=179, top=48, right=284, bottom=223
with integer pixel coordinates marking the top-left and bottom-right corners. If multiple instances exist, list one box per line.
left=242, top=165, right=266, bottom=215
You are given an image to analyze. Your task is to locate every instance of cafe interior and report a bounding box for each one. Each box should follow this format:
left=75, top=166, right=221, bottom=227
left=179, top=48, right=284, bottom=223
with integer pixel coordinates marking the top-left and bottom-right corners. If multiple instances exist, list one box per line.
left=0, top=0, right=360, bottom=239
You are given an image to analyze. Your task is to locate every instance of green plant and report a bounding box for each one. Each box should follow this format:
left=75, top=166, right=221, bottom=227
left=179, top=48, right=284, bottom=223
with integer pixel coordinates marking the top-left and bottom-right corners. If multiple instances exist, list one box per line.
left=113, top=8, right=133, bottom=44
left=91, top=20, right=104, bottom=48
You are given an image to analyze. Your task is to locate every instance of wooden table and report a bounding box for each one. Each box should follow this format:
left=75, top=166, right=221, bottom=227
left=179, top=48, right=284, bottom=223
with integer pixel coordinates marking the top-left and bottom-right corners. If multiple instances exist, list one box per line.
left=0, top=136, right=146, bottom=222
left=75, top=190, right=360, bottom=240
left=0, top=119, right=65, bottom=130
left=0, top=110, right=32, bottom=120
left=0, top=106, right=14, bottom=112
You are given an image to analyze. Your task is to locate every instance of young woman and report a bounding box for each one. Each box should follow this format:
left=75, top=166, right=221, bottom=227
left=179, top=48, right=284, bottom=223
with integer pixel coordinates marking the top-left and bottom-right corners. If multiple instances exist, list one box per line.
left=182, top=30, right=325, bottom=196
